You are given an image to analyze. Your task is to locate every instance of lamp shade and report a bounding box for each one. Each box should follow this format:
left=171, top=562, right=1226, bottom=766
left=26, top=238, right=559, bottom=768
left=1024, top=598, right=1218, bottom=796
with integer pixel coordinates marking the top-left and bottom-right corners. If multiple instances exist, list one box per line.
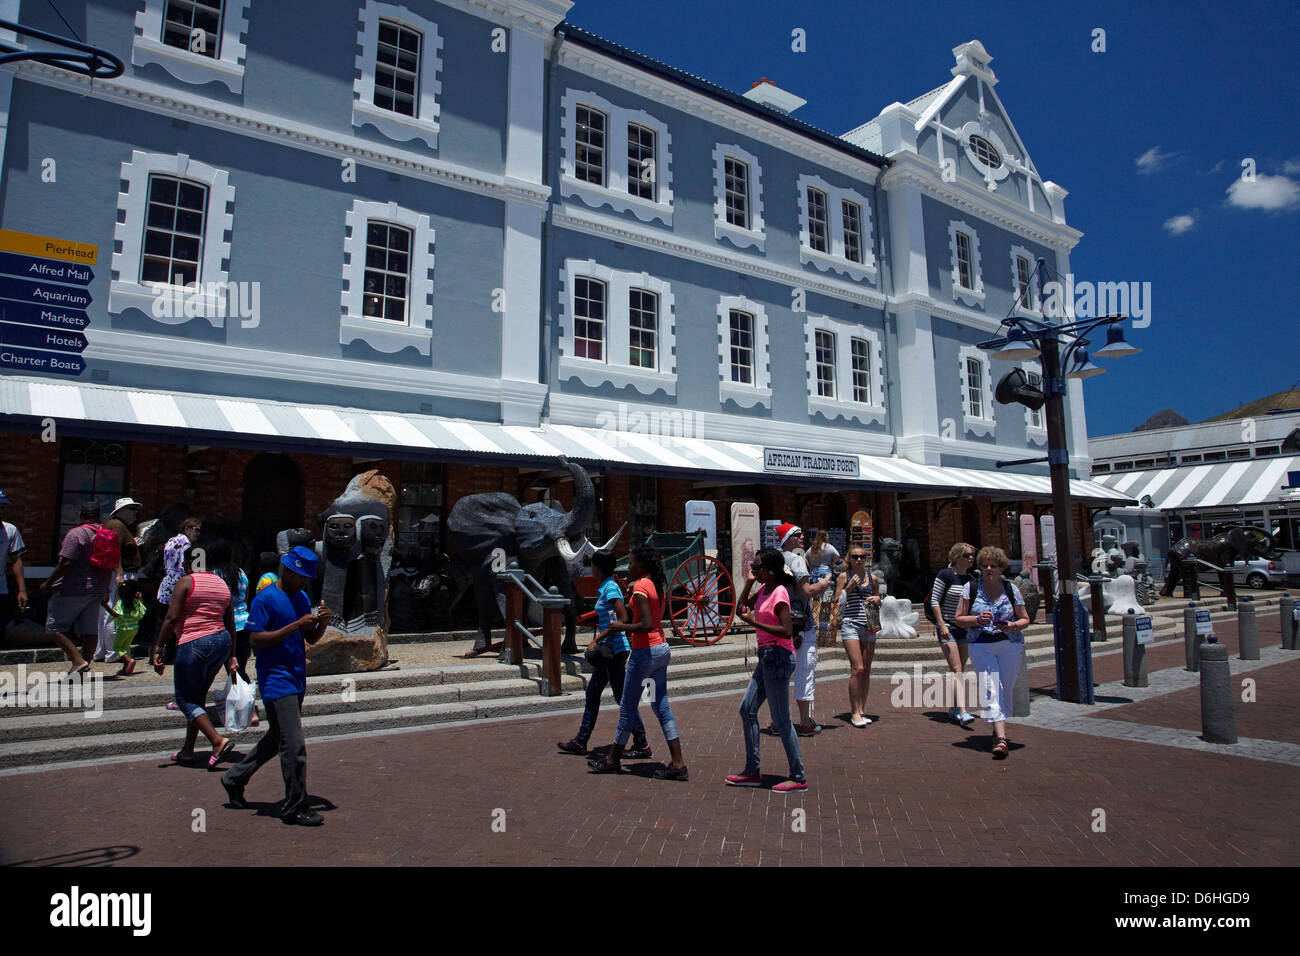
left=994, top=368, right=1046, bottom=410
left=1093, top=324, right=1140, bottom=358
left=1066, top=348, right=1105, bottom=379
left=991, top=327, right=1041, bottom=361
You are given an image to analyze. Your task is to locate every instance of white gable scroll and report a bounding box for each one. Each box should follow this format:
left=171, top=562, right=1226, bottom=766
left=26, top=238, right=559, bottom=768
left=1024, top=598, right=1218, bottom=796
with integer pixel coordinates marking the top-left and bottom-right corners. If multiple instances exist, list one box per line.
left=763, top=447, right=860, bottom=478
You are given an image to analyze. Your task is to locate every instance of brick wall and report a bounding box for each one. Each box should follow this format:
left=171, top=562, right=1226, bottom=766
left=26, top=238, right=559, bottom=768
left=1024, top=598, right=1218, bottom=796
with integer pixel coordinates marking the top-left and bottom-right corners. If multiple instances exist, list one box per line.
left=0, top=431, right=59, bottom=561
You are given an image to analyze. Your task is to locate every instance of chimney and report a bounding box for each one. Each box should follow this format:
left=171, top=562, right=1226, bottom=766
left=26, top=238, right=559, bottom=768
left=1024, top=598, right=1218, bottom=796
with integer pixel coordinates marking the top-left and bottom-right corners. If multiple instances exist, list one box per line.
left=742, top=77, right=807, bottom=115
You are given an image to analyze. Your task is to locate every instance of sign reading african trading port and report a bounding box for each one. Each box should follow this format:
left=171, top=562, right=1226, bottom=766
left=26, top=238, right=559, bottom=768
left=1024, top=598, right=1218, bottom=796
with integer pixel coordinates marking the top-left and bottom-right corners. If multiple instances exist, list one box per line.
left=763, top=447, right=860, bottom=478
left=0, top=229, right=96, bottom=377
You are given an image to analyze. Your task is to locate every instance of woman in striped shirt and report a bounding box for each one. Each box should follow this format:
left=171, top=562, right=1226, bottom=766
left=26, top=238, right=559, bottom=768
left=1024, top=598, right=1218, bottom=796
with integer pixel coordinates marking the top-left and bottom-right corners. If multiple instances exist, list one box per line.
left=834, top=548, right=884, bottom=728
left=929, top=542, right=977, bottom=727
left=153, top=546, right=238, bottom=769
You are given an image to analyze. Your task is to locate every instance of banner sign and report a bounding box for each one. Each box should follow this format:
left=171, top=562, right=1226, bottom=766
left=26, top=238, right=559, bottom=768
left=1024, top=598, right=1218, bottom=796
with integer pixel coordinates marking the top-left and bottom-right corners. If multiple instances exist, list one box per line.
left=762, top=447, right=859, bottom=478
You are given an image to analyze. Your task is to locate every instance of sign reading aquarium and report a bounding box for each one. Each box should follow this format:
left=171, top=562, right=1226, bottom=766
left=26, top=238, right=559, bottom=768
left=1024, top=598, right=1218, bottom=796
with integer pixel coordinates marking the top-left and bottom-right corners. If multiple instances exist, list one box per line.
left=763, top=448, right=860, bottom=478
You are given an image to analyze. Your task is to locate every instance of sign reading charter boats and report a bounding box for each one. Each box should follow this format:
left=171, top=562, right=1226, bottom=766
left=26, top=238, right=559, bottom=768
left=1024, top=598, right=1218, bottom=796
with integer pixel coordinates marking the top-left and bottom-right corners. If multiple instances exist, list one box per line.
left=0, top=229, right=95, bottom=377
left=763, top=447, right=860, bottom=478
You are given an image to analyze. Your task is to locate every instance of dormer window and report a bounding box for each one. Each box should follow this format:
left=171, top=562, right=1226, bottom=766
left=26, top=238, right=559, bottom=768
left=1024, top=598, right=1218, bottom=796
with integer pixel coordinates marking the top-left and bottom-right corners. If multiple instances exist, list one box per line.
left=968, top=134, right=1001, bottom=169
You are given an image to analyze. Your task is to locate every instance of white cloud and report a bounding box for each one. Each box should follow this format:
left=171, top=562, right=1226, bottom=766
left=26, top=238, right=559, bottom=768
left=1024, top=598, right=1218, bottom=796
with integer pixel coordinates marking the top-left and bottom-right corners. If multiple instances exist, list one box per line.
left=1225, top=174, right=1300, bottom=211
left=1163, top=214, right=1196, bottom=235
left=1136, top=146, right=1175, bottom=175
left=1282, top=158, right=1300, bottom=175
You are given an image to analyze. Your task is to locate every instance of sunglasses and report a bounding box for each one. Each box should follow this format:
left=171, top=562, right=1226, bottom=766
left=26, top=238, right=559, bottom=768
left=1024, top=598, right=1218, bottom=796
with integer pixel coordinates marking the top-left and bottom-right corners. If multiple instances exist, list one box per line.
left=849, top=554, right=866, bottom=560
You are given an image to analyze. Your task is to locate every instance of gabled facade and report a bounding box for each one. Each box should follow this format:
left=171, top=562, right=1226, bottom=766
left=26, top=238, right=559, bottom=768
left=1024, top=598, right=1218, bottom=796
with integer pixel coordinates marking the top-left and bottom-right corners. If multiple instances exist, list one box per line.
left=0, top=5, right=1122, bottom=580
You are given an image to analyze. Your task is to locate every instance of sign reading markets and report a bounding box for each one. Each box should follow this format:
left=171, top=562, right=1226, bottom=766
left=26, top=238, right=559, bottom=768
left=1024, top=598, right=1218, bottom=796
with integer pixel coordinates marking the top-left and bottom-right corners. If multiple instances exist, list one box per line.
left=0, top=229, right=95, bottom=377
left=763, top=447, right=861, bottom=478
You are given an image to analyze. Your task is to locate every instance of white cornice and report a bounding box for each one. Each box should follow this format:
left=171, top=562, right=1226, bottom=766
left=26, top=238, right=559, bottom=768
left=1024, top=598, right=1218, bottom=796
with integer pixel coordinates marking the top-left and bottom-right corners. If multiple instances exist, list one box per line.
left=85, top=327, right=509, bottom=409
left=556, top=43, right=882, bottom=184
left=552, top=204, right=887, bottom=310
left=547, top=392, right=896, bottom=456
left=429, top=0, right=572, bottom=36
left=11, top=63, right=547, bottom=207
left=879, top=155, right=1082, bottom=251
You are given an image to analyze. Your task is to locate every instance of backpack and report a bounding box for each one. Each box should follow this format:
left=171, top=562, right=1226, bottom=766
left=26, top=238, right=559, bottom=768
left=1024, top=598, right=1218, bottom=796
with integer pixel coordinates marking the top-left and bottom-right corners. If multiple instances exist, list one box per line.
left=87, top=523, right=121, bottom=569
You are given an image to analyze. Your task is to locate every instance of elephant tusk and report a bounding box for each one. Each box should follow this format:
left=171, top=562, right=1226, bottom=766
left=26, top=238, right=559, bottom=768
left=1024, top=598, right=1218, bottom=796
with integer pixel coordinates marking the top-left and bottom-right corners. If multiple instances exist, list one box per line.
left=555, top=537, right=580, bottom=563
left=597, top=522, right=627, bottom=553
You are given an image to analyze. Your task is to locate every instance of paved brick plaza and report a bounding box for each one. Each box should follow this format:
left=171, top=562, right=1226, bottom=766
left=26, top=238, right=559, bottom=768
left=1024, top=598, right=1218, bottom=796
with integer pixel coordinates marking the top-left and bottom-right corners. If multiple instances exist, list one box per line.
left=1, top=618, right=1296, bottom=867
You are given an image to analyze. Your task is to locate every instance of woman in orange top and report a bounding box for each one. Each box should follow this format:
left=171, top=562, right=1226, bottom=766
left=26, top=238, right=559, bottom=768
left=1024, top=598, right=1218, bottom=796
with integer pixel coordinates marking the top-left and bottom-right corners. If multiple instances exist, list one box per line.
left=588, top=546, right=688, bottom=780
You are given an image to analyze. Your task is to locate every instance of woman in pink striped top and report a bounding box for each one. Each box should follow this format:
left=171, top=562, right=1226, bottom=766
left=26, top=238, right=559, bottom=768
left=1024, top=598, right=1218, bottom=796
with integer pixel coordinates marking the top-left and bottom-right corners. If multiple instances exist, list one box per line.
left=152, top=545, right=238, bottom=769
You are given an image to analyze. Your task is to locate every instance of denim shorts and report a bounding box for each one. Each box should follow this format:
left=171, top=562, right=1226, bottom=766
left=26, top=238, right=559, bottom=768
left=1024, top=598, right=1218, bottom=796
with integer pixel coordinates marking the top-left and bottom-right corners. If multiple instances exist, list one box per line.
left=840, top=619, right=880, bottom=643
left=173, top=629, right=231, bottom=723
left=937, top=624, right=969, bottom=644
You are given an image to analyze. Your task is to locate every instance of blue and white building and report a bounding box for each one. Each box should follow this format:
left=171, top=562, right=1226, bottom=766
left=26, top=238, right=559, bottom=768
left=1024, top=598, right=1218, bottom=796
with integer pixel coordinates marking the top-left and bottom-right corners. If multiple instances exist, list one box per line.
left=0, top=0, right=1127, bottom=573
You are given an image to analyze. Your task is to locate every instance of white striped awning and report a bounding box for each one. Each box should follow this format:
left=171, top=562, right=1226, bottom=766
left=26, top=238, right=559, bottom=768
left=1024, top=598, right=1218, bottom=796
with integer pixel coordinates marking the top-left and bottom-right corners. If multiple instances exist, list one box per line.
left=1093, top=456, right=1300, bottom=511
left=0, top=376, right=1131, bottom=503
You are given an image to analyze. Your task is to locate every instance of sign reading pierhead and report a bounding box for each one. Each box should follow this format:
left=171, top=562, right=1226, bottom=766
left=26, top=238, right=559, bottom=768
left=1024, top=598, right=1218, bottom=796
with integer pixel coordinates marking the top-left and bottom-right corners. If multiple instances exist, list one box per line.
left=763, top=447, right=860, bottom=478
left=0, top=229, right=96, bottom=377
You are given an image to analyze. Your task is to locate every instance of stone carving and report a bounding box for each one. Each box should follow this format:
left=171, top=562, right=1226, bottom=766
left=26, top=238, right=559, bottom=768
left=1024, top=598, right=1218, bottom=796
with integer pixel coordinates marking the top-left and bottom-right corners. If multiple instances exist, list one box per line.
left=1013, top=568, right=1041, bottom=623
left=1106, top=573, right=1144, bottom=615
left=306, top=470, right=394, bottom=675
left=878, top=596, right=920, bottom=639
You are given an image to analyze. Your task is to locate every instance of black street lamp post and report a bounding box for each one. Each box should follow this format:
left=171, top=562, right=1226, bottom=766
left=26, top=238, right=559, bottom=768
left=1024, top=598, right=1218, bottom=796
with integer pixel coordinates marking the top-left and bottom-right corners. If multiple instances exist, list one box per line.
left=979, top=258, right=1141, bottom=704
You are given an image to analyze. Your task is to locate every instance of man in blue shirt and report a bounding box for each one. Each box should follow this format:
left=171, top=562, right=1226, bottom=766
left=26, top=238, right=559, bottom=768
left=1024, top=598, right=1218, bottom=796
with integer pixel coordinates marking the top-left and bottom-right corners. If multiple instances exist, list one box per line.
left=221, top=546, right=331, bottom=826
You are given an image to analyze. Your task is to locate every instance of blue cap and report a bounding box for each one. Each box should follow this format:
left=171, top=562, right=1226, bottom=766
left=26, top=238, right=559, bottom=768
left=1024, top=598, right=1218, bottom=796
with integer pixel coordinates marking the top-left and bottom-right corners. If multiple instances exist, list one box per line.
left=281, top=545, right=318, bottom=579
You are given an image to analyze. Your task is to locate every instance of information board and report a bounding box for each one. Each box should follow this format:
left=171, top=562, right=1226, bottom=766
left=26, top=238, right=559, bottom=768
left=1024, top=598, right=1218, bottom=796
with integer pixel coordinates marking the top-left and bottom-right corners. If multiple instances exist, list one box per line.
left=0, top=229, right=96, bottom=377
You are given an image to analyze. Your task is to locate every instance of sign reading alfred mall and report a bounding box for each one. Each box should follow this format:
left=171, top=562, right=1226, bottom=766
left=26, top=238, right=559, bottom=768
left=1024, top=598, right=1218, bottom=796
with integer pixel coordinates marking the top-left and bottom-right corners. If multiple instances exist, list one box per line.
left=763, top=447, right=860, bottom=478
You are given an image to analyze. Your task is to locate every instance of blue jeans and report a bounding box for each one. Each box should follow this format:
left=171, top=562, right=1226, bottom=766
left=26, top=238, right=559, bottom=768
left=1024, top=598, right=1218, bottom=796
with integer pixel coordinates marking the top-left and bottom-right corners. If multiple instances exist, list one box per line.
left=615, top=643, right=678, bottom=747
left=577, top=650, right=647, bottom=746
left=173, top=629, right=231, bottom=723
left=739, top=645, right=804, bottom=781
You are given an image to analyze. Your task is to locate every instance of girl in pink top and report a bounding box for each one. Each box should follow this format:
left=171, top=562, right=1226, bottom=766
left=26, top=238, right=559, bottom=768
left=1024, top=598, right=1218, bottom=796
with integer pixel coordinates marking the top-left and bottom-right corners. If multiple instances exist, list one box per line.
left=731, top=548, right=806, bottom=791
left=153, top=546, right=238, bottom=769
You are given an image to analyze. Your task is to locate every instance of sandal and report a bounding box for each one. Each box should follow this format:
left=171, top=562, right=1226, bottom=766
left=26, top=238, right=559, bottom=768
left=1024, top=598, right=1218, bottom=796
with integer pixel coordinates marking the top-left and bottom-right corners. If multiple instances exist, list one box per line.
left=65, top=662, right=91, bottom=677
left=587, top=755, right=623, bottom=774
left=170, top=751, right=200, bottom=765
left=992, top=736, right=1009, bottom=759
left=557, top=738, right=588, bottom=756
left=208, top=739, right=236, bottom=769
left=653, top=764, right=689, bottom=781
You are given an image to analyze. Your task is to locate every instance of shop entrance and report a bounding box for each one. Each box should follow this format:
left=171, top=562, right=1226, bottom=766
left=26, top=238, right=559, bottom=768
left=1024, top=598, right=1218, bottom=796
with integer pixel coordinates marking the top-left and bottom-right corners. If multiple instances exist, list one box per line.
left=242, top=454, right=303, bottom=555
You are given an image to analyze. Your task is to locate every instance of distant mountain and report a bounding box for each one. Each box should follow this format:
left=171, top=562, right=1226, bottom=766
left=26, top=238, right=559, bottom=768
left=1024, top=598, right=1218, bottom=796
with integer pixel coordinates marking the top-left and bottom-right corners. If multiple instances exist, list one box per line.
left=1134, top=409, right=1189, bottom=431
left=1202, top=389, right=1300, bottom=422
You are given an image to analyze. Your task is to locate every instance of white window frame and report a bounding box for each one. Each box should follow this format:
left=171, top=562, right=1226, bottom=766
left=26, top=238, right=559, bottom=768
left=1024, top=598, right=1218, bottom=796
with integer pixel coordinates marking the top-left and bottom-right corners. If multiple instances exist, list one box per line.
left=559, top=259, right=677, bottom=395
left=958, top=120, right=1012, bottom=191
left=1010, top=244, right=1041, bottom=317
left=109, top=150, right=234, bottom=327
left=352, top=1, right=444, bottom=149
left=804, top=315, right=885, bottom=425
left=712, top=144, right=765, bottom=251
left=1021, top=362, right=1047, bottom=443
left=796, top=174, right=876, bottom=282
left=132, top=0, right=250, bottom=94
left=560, top=89, right=674, bottom=225
left=948, top=219, right=986, bottom=308
left=958, top=344, right=996, bottom=437
left=716, top=295, right=771, bottom=408
left=340, top=200, right=435, bottom=356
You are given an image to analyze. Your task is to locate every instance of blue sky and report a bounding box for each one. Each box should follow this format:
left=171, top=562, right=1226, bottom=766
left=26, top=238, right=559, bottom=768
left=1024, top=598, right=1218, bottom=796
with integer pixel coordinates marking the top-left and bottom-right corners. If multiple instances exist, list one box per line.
left=564, top=0, right=1300, bottom=437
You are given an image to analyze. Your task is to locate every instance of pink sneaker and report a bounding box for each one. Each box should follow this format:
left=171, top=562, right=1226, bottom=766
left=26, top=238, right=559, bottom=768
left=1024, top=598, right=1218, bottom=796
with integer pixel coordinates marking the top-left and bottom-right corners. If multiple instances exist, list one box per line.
left=772, top=779, right=809, bottom=793
left=724, top=773, right=762, bottom=787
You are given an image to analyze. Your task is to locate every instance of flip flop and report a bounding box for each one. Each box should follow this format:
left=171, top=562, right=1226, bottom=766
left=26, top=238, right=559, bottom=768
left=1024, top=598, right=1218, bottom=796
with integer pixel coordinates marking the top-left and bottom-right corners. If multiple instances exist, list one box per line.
left=165, top=702, right=180, bottom=711
left=65, top=662, right=91, bottom=677
left=170, top=752, right=200, bottom=765
left=208, top=739, right=236, bottom=769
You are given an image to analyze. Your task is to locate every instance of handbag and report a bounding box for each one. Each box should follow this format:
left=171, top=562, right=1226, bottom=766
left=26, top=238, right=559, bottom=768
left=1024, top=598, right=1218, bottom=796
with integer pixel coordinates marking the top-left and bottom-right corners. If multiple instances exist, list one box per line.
left=584, top=640, right=614, bottom=668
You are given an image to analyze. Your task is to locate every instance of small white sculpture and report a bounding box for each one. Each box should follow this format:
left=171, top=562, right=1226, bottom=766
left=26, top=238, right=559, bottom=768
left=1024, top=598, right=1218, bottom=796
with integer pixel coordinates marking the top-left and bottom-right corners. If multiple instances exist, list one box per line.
left=1106, top=573, right=1144, bottom=615
left=878, top=596, right=920, bottom=639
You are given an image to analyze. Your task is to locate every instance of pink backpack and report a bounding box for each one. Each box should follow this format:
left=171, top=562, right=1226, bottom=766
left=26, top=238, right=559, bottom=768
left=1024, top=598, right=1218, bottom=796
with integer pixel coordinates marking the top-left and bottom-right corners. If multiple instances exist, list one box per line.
left=87, top=523, right=121, bottom=569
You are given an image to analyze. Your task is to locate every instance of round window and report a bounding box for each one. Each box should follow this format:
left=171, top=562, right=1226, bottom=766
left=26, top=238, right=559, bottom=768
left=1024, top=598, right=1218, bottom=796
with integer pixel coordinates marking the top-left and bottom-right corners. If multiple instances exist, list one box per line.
left=968, top=134, right=1002, bottom=169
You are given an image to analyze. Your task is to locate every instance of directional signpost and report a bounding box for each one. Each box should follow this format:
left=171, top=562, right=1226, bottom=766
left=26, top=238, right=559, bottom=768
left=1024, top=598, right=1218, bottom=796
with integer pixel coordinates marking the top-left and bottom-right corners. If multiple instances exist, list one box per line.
left=0, top=229, right=96, bottom=377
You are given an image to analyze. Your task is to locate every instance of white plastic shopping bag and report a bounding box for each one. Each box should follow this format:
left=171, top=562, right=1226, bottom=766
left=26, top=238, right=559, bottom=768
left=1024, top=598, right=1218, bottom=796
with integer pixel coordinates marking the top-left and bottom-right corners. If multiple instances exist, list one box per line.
left=224, top=671, right=255, bottom=732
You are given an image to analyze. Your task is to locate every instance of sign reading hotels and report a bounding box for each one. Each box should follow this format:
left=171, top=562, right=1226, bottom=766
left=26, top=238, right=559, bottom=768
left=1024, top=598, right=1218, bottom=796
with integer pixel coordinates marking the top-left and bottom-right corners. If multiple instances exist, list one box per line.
left=0, top=229, right=95, bottom=377
left=763, top=447, right=860, bottom=478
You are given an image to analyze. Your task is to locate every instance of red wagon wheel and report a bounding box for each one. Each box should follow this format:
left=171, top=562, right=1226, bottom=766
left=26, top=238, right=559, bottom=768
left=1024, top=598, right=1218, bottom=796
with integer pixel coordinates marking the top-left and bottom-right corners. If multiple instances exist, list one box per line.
left=668, top=554, right=735, bottom=645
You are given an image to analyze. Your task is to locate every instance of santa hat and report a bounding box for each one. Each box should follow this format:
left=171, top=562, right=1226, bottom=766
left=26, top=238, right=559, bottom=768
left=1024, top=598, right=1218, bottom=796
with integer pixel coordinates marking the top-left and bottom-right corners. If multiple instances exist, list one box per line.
left=776, top=522, right=802, bottom=547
